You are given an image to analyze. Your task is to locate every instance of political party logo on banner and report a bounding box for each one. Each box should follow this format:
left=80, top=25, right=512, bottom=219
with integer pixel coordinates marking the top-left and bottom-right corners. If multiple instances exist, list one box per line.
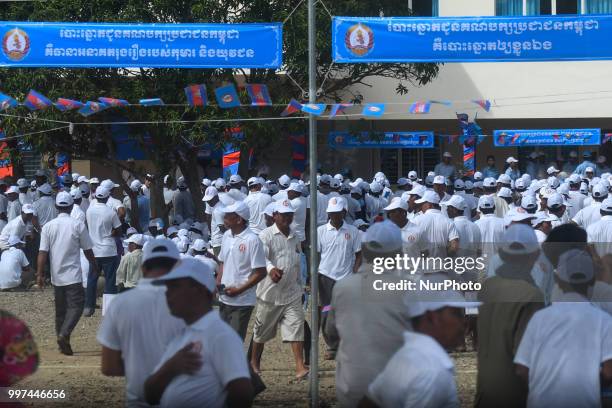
left=329, top=131, right=435, bottom=149
left=345, top=23, right=374, bottom=57
left=2, top=28, right=30, bottom=61
left=493, top=129, right=601, bottom=147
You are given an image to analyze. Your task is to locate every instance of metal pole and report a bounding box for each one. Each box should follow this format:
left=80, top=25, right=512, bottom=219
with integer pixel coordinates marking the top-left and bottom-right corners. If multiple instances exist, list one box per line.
left=307, top=0, right=319, bottom=406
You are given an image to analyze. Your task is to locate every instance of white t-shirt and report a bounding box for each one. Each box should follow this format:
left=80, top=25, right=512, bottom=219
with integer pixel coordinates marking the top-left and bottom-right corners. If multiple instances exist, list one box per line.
left=573, top=202, right=602, bottom=230
left=475, top=213, right=506, bottom=256
left=587, top=215, right=612, bottom=258
left=207, top=202, right=225, bottom=248
left=0, top=216, right=28, bottom=250
left=153, top=310, right=251, bottom=408
left=6, top=199, right=21, bottom=221
left=70, top=204, right=86, bottom=224
left=86, top=202, right=121, bottom=257
left=414, top=209, right=459, bottom=258
left=290, top=196, right=308, bottom=242
left=107, top=196, right=126, bottom=214
left=317, top=221, right=361, bottom=281
left=40, top=213, right=93, bottom=286
left=0, top=247, right=29, bottom=289
left=514, top=293, right=612, bottom=408
left=368, top=331, right=459, bottom=408
left=33, top=195, right=58, bottom=227
left=244, top=191, right=272, bottom=236
left=97, top=278, right=185, bottom=408
left=218, top=228, right=266, bottom=306
left=316, top=191, right=330, bottom=226
left=400, top=221, right=425, bottom=259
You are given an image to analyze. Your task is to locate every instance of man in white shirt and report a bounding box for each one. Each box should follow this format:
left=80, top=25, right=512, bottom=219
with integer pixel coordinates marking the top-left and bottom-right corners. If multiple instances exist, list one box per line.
left=100, top=179, right=127, bottom=222
left=217, top=201, right=267, bottom=340
left=573, top=183, right=607, bottom=230
left=251, top=200, right=308, bottom=379
left=85, top=187, right=122, bottom=317
left=70, top=189, right=86, bottom=224
left=515, top=250, right=612, bottom=408
left=587, top=197, right=612, bottom=258
left=33, top=183, right=58, bottom=228
left=145, top=258, right=253, bottom=408
left=317, top=196, right=362, bottom=359
left=97, top=238, right=185, bottom=408
left=446, top=195, right=481, bottom=259
left=6, top=186, right=21, bottom=221
left=17, top=178, right=33, bottom=205
left=433, top=151, right=456, bottom=179
left=475, top=195, right=506, bottom=265
left=287, top=182, right=308, bottom=244
left=37, top=191, right=99, bottom=355
left=243, top=177, right=272, bottom=236
left=203, top=187, right=225, bottom=257
left=414, top=191, right=459, bottom=259
left=383, top=197, right=424, bottom=258
left=0, top=236, right=30, bottom=291
left=362, top=291, right=478, bottom=408
left=0, top=204, right=35, bottom=250
left=227, top=175, right=247, bottom=202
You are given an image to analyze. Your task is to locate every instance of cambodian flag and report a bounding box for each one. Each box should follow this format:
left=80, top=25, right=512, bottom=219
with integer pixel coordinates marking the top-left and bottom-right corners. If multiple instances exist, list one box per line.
left=139, top=98, right=164, bottom=106
left=98, top=97, right=129, bottom=107
left=54, top=98, right=84, bottom=111
left=246, top=84, right=272, bottom=106
left=409, top=101, right=431, bottom=114
left=184, top=84, right=208, bottom=107
left=215, top=85, right=241, bottom=108
left=78, top=101, right=109, bottom=117
left=362, top=103, right=385, bottom=117
left=280, top=99, right=303, bottom=117
left=301, top=104, right=326, bottom=116
left=24, top=90, right=52, bottom=111
left=0, top=93, right=18, bottom=111
left=329, top=103, right=353, bottom=118
left=223, top=147, right=241, bottom=178
left=472, top=99, right=491, bottom=112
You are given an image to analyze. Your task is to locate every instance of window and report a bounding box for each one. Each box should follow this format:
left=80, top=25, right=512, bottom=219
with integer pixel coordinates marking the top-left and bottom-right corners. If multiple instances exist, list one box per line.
left=586, top=0, right=612, bottom=14
left=412, top=0, right=439, bottom=17
left=557, top=0, right=579, bottom=14
left=496, top=0, right=523, bottom=15
left=527, top=0, right=553, bottom=15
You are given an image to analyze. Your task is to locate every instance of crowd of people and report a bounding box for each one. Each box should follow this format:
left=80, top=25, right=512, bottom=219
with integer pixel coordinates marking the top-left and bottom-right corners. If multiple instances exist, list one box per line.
left=1, top=147, right=612, bottom=407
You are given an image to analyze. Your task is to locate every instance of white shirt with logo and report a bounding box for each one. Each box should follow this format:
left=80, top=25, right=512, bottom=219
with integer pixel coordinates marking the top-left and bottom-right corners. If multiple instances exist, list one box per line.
left=317, top=221, right=361, bottom=281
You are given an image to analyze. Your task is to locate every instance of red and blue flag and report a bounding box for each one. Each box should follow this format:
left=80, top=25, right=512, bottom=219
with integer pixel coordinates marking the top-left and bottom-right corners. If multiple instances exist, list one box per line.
left=472, top=99, right=491, bottom=112
left=215, top=85, right=241, bottom=108
left=98, top=97, right=129, bottom=107
left=0, top=93, right=18, bottom=111
left=24, top=90, right=52, bottom=111
left=246, top=84, right=272, bottom=106
left=54, top=98, right=84, bottom=111
left=184, top=84, right=208, bottom=107
left=78, top=101, right=109, bottom=117
left=280, top=99, right=303, bottom=117
left=329, top=103, right=352, bottom=118
left=409, top=101, right=431, bottom=114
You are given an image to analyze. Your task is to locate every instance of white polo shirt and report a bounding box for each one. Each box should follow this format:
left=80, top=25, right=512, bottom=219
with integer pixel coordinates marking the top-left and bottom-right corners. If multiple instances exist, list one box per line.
left=475, top=213, right=506, bottom=255
left=290, top=196, right=308, bottom=242
left=367, top=331, right=458, bottom=408
left=107, top=196, right=126, bottom=214
left=40, top=213, right=93, bottom=287
left=400, top=221, right=425, bottom=259
left=515, top=292, right=612, bottom=408
left=206, top=202, right=225, bottom=248
left=453, top=216, right=482, bottom=257
left=413, top=209, right=459, bottom=258
left=0, top=216, right=28, bottom=250
left=86, top=202, right=121, bottom=257
left=316, top=191, right=330, bottom=226
left=6, top=200, right=21, bottom=221
left=0, top=247, right=29, bottom=289
left=219, top=227, right=266, bottom=306
left=587, top=215, right=612, bottom=258
left=573, top=202, right=602, bottom=230
left=317, top=221, right=361, bottom=281
left=153, top=310, right=251, bottom=408
left=244, top=191, right=272, bottom=236
left=33, top=195, right=58, bottom=227
left=70, top=204, right=86, bottom=224
left=97, top=278, right=185, bottom=408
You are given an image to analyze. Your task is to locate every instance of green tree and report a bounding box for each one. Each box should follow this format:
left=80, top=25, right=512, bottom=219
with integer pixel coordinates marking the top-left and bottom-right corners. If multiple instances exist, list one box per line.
left=0, top=0, right=439, bottom=229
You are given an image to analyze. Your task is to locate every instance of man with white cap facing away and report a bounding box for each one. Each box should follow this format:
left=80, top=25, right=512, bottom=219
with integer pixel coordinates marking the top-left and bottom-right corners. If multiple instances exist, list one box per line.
left=116, top=234, right=145, bottom=291
left=172, top=176, right=195, bottom=223
left=37, top=191, right=99, bottom=355
left=33, top=183, right=58, bottom=228
left=217, top=201, right=267, bottom=340
left=545, top=193, right=568, bottom=228
left=384, top=197, right=424, bottom=259
left=362, top=289, right=479, bottom=408
left=586, top=197, right=612, bottom=258
left=573, top=183, right=607, bottom=229
left=446, top=195, right=481, bottom=259
left=144, top=258, right=254, bottom=408
left=272, top=174, right=292, bottom=202
left=6, top=186, right=22, bottom=221
left=251, top=199, right=308, bottom=380
left=100, top=179, right=127, bottom=222
left=243, top=177, right=273, bottom=236
left=434, top=151, right=456, bottom=179
left=97, top=239, right=185, bottom=407
left=0, top=235, right=31, bottom=291
left=287, top=182, right=308, bottom=245
left=203, top=186, right=225, bottom=257
left=475, top=195, right=506, bottom=273
left=227, top=174, right=247, bottom=202
left=317, top=196, right=362, bottom=360
left=413, top=191, right=459, bottom=258
left=0, top=203, right=35, bottom=251
left=84, top=187, right=122, bottom=317
left=69, top=189, right=86, bottom=224
left=514, top=249, right=612, bottom=408
left=17, top=178, right=33, bottom=205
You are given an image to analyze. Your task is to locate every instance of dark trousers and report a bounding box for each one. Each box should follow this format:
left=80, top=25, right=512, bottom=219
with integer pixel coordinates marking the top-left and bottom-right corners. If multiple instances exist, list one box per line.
left=85, top=255, right=119, bottom=309
left=219, top=303, right=254, bottom=341
left=54, top=283, right=85, bottom=338
left=318, top=274, right=338, bottom=352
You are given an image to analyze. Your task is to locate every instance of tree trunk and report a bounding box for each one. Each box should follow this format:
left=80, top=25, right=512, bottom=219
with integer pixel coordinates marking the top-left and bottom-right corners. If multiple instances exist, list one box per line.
left=176, top=149, right=205, bottom=222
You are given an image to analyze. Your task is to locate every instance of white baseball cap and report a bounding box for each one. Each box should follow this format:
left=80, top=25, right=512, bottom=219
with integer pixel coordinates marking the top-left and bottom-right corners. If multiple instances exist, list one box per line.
left=483, top=177, right=496, bottom=188
left=515, top=178, right=526, bottom=190
left=499, top=224, right=539, bottom=255
left=415, top=190, right=440, bottom=204
left=547, top=193, right=565, bottom=209
left=408, top=171, right=418, bottom=181
left=142, top=238, right=180, bottom=263
left=478, top=195, right=495, bottom=209
left=556, top=249, right=594, bottom=284
left=202, top=186, right=218, bottom=202
left=504, top=208, right=537, bottom=226
left=521, top=194, right=538, bottom=210
left=152, top=258, right=216, bottom=292
left=55, top=191, right=74, bottom=207
left=278, top=174, right=291, bottom=188
left=384, top=197, right=409, bottom=211
left=329, top=178, right=341, bottom=189
left=397, top=178, right=410, bottom=187
left=547, top=166, right=559, bottom=175
left=593, top=184, right=608, bottom=198
left=601, top=197, right=612, bottom=212
left=229, top=174, right=242, bottom=185
left=498, top=187, right=513, bottom=199
left=369, top=181, right=383, bottom=193
left=101, top=179, right=119, bottom=189
left=95, top=186, right=111, bottom=199
left=7, top=235, right=24, bottom=247
left=539, top=186, right=555, bottom=199
left=506, top=157, right=519, bottom=164
left=287, top=182, right=303, bottom=193
left=191, top=239, right=210, bottom=252
left=464, top=180, right=474, bottom=190
left=125, top=234, right=145, bottom=246
left=445, top=194, right=466, bottom=210
left=263, top=202, right=276, bottom=217
left=213, top=178, right=226, bottom=189
left=327, top=196, right=347, bottom=213
left=474, top=181, right=483, bottom=189
left=442, top=151, right=452, bottom=158
left=222, top=200, right=250, bottom=221
left=77, top=175, right=89, bottom=184
left=547, top=176, right=560, bottom=189
left=89, top=177, right=100, bottom=184
left=275, top=199, right=296, bottom=214
left=433, top=175, right=446, bottom=185
left=201, top=178, right=212, bottom=187
left=473, top=171, right=483, bottom=181
left=362, top=220, right=402, bottom=253
left=5, top=186, right=18, bottom=195
left=586, top=166, right=595, bottom=173
left=408, top=185, right=426, bottom=197
left=21, top=204, right=35, bottom=215
left=126, top=227, right=138, bottom=236
left=16, top=179, right=28, bottom=189
left=497, top=174, right=512, bottom=185
left=130, top=180, right=142, bottom=191
left=532, top=212, right=556, bottom=227
left=453, top=179, right=465, bottom=190
left=247, top=177, right=261, bottom=187
left=37, top=183, right=53, bottom=195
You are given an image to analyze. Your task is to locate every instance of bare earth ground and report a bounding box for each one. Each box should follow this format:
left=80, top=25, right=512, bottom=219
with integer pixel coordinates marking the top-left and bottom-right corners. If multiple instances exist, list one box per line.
left=0, top=290, right=476, bottom=407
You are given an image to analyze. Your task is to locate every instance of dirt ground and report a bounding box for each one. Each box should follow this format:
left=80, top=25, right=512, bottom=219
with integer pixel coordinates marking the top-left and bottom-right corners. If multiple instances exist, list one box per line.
left=0, top=290, right=477, bottom=407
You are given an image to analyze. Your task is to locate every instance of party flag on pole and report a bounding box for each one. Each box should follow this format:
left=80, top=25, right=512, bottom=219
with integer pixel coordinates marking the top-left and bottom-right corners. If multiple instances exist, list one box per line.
left=184, top=84, right=208, bottom=107
left=78, top=101, right=109, bottom=117
left=430, top=100, right=453, bottom=106
left=301, top=104, right=326, bottom=116
left=98, top=97, right=129, bottom=107
left=329, top=103, right=353, bottom=118
left=24, top=90, right=52, bottom=111
left=54, top=98, right=84, bottom=111
left=604, top=133, right=612, bottom=144
left=0, top=93, right=18, bottom=111
left=139, top=98, right=164, bottom=106
left=215, top=84, right=241, bottom=108
left=362, top=103, right=385, bottom=117
left=409, top=101, right=431, bottom=114
left=245, top=84, right=272, bottom=106
left=290, top=134, right=306, bottom=178
left=280, top=99, right=303, bottom=117
left=472, top=99, right=491, bottom=112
